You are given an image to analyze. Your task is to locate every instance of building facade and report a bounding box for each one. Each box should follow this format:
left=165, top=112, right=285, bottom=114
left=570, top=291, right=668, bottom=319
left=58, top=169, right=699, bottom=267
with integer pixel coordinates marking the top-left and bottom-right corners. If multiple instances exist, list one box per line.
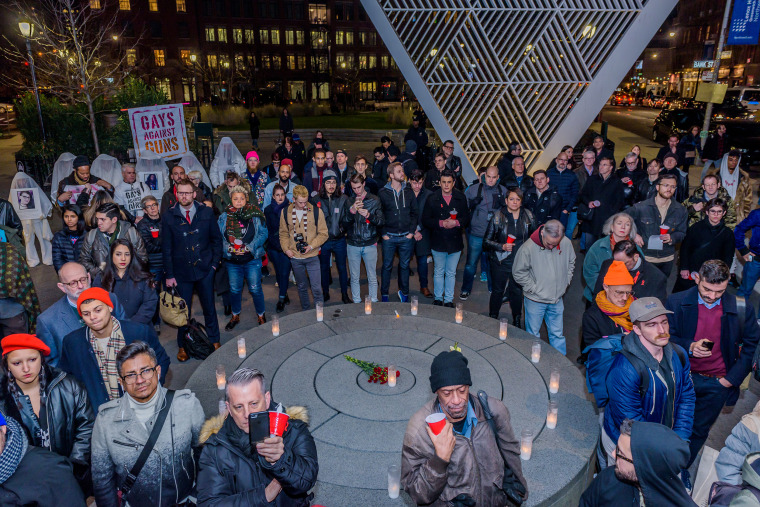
left=93, top=0, right=405, bottom=105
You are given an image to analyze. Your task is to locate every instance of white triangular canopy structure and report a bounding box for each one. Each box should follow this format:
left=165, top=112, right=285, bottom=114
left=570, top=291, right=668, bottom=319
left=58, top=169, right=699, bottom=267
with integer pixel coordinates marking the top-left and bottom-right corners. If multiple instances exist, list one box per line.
left=209, top=137, right=245, bottom=187
left=9, top=171, right=53, bottom=219
left=136, top=150, right=170, bottom=195
left=90, top=154, right=122, bottom=190
left=50, top=152, right=75, bottom=202
left=176, top=152, right=213, bottom=190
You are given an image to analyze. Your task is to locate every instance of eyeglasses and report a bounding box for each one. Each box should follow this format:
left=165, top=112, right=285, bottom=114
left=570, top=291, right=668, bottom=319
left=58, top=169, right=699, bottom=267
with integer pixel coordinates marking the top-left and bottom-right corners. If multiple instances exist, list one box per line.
left=121, top=366, right=157, bottom=385
left=63, top=276, right=89, bottom=289
left=610, top=289, right=634, bottom=297
left=615, top=444, right=634, bottom=464
left=707, top=209, right=725, bottom=215
left=177, top=191, right=194, bottom=196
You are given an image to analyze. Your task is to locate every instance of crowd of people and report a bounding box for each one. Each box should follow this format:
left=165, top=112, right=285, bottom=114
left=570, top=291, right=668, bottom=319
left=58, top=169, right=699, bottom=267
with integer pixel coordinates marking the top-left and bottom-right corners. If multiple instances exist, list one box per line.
left=0, top=114, right=759, bottom=505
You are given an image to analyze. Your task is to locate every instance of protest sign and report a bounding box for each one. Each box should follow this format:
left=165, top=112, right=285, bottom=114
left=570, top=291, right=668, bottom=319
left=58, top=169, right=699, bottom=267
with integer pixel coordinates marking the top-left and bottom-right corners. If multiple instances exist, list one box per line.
left=128, top=104, right=188, bottom=160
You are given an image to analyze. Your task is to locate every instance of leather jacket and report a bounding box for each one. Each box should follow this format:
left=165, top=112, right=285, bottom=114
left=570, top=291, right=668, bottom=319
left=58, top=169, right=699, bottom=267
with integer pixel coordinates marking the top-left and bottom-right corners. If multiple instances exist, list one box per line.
left=341, top=192, right=385, bottom=247
left=483, top=207, right=536, bottom=269
left=313, top=193, right=349, bottom=240
left=0, top=199, right=22, bottom=233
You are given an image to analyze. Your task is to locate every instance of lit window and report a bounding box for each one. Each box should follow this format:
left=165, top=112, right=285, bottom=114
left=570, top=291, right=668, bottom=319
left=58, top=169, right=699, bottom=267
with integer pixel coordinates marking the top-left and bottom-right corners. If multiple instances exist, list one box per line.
left=308, top=4, right=327, bottom=24
left=153, top=49, right=165, bottom=67
left=368, top=55, right=377, bottom=69
left=235, top=54, right=245, bottom=70
left=358, top=54, right=368, bottom=70
left=297, top=54, right=306, bottom=69
left=149, top=0, right=158, bottom=11
left=272, top=55, right=281, bottom=70
left=180, top=50, right=191, bottom=65
left=176, top=0, right=186, bottom=12
left=245, top=30, right=255, bottom=44
left=287, top=55, right=296, bottom=70
left=219, top=55, right=230, bottom=68
left=156, top=78, right=172, bottom=100
left=233, top=29, right=243, bottom=44
left=217, top=28, right=227, bottom=43
left=285, top=30, right=295, bottom=45
left=271, top=30, right=280, bottom=45
left=381, top=55, right=389, bottom=69
left=296, top=30, right=304, bottom=45
left=205, top=27, right=215, bottom=42
left=207, top=54, right=217, bottom=67
left=259, top=29, right=269, bottom=45
left=126, top=49, right=137, bottom=66
left=247, top=55, right=255, bottom=67
left=345, top=31, right=354, bottom=45
left=261, top=55, right=271, bottom=69
left=336, top=31, right=344, bottom=45
left=119, top=0, right=130, bottom=10
left=90, top=0, right=102, bottom=9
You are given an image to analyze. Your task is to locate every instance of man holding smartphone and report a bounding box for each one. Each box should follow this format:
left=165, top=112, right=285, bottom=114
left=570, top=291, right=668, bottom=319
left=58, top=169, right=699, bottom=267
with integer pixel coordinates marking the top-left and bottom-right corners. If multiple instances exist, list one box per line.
left=667, top=259, right=760, bottom=476
left=198, top=368, right=318, bottom=505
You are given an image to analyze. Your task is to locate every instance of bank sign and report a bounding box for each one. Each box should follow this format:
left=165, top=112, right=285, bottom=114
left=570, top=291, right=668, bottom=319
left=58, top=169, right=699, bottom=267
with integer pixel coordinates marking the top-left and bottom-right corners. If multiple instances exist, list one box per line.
left=728, top=0, right=760, bottom=45
left=128, top=104, right=189, bottom=160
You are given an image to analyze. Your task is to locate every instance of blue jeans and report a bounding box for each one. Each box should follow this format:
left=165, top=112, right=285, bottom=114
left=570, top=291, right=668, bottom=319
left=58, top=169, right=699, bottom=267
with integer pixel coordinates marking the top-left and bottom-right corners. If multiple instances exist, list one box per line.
left=381, top=235, right=415, bottom=296
left=432, top=250, right=461, bottom=303
left=175, top=268, right=220, bottom=346
left=319, top=238, right=349, bottom=295
left=267, top=249, right=291, bottom=299
left=523, top=297, right=566, bottom=355
left=461, top=235, right=485, bottom=294
left=564, top=211, right=578, bottom=240
left=347, top=243, right=379, bottom=303
left=738, top=257, right=760, bottom=301
left=226, top=258, right=265, bottom=316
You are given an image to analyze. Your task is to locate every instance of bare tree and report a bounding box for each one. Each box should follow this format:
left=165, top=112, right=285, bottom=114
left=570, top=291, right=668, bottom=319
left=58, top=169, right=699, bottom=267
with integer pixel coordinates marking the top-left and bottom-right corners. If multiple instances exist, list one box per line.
left=1, top=0, right=139, bottom=154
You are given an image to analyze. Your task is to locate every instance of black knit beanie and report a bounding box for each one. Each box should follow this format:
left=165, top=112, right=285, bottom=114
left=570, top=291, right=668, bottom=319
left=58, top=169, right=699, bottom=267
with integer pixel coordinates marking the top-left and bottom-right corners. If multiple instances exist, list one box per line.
left=429, top=351, right=472, bottom=393
left=73, top=155, right=90, bottom=168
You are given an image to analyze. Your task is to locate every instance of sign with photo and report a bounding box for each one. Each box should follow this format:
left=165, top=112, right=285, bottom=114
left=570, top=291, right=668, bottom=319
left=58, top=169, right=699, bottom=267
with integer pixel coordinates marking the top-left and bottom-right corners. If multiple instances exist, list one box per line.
left=12, top=188, right=42, bottom=220
left=141, top=171, right=165, bottom=194
left=62, top=184, right=104, bottom=206
left=128, top=103, right=188, bottom=160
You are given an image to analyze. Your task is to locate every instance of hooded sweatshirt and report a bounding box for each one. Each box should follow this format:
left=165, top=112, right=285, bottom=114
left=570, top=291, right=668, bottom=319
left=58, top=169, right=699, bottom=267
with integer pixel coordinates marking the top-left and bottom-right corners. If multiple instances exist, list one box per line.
left=579, top=421, right=695, bottom=507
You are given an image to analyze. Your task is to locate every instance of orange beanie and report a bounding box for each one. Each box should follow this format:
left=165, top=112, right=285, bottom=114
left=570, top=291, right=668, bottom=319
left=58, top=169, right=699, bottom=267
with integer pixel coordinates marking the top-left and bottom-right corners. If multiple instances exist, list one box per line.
left=604, top=260, right=634, bottom=286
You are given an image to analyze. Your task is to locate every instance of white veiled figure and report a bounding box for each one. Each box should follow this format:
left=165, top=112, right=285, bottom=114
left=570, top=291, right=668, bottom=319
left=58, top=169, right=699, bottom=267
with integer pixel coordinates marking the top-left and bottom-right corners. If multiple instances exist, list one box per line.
left=50, top=152, right=76, bottom=202
left=209, top=137, right=245, bottom=187
left=176, top=152, right=213, bottom=189
left=9, top=171, right=54, bottom=267
left=90, top=154, right=122, bottom=189
left=136, top=150, right=170, bottom=200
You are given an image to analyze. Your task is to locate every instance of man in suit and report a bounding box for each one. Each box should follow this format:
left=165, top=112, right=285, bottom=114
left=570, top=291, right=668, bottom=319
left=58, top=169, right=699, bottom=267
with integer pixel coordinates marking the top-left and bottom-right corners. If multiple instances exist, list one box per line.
left=58, top=287, right=170, bottom=410
left=36, top=261, right=125, bottom=366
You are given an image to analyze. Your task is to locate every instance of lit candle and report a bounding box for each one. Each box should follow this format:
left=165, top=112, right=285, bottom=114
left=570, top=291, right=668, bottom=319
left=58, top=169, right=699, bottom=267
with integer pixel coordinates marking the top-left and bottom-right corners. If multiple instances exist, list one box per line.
left=272, top=315, right=280, bottom=336
left=499, top=318, right=508, bottom=340
left=218, top=399, right=227, bottom=416
left=365, top=295, right=372, bottom=315
left=520, top=429, right=533, bottom=460
left=531, top=341, right=541, bottom=363
left=316, top=301, right=324, bottom=322
left=388, top=464, right=401, bottom=499
left=455, top=302, right=463, bottom=324
left=237, top=337, right=246, bottom=358
left=411, top=296, right=419, bottom=315
left=549, top=367, right=560, bottom=394
left=546, top=400, right=558, bottom=429
left=388, top=364, right=397, bottom=387
left=216, top=365, right=226, bottom=390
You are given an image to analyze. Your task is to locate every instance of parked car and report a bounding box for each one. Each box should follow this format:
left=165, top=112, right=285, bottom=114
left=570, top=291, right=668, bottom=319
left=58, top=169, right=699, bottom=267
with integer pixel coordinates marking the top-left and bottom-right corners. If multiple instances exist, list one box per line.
left=724, top=87, right=760, bottom=111
left=652, top=108, right=704, bottom=142
left=609, top=92, right=635, bottom=106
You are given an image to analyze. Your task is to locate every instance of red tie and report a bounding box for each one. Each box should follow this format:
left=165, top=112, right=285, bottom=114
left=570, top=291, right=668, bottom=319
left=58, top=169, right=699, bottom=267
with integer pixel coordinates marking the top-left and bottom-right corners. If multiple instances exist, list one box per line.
left=186, top=210, right=191, bottom=223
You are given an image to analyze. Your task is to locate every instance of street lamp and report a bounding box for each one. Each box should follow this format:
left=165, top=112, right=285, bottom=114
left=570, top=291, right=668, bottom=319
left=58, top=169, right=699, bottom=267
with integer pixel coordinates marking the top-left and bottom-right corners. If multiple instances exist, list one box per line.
left=190, top=53, right=201, bottom=121
left=19, top=20, right=46, bottom=143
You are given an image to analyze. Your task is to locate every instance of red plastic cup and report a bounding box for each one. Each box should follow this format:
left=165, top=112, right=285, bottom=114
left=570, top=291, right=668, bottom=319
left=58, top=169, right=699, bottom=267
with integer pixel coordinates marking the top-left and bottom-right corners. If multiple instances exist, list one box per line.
left=507, top=234, right=516, bottom=244
left=426, top=413, right=446, bottom=435
left=269, top=411, right=290, bottom=437
left=450, top=211, right=457, bottom=220
left=626, top=180, right=633, bottom=187
left=150, top=229, right=159, bottom=238
left=659, top=224, right=670, bottom=235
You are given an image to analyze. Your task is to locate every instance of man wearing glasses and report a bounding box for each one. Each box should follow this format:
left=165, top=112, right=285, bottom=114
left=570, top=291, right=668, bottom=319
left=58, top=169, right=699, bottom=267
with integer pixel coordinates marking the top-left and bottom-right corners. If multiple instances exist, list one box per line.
left=581, top=419, right=695, bottom=506
left=581, top=261, right=636, bottom=350
left=91, top=341, right=203, bottom=506
left=36, top=261, right=126, bottom=367
left=628, top=173, right=688, bottom=277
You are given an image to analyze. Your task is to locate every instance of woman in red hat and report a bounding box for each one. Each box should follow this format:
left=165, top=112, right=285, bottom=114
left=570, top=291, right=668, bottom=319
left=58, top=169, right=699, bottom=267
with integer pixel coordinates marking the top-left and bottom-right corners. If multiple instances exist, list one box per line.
left=0, top=333, right=95, bottom=493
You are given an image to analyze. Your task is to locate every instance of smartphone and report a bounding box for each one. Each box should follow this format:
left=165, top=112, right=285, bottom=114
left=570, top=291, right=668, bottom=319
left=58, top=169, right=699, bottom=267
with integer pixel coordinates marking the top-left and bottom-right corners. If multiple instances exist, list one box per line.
left=703, top=340, right=714, bottom=351
left=248, top=411, right=270, bottom=446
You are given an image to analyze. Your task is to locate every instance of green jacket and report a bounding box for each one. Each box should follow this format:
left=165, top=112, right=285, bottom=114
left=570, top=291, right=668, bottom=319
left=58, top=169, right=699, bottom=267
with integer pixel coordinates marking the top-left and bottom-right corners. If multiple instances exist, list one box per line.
left=683, top=186, right=737, bottom=229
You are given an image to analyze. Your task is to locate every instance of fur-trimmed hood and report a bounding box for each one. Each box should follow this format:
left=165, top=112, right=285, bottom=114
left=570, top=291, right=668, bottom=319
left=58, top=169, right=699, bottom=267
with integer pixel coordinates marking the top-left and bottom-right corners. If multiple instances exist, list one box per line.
left=200, top=405, right=308, bottom=444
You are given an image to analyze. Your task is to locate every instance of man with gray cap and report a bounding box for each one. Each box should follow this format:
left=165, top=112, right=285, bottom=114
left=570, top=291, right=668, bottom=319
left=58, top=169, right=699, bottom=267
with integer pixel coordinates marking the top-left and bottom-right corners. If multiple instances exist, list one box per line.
left=602, top=297, right=695, bottom=468
left=398, top=140, right=420, bottom=177
left=401, top=349, right=527, bottom=506
left=56, top=155, right=114, bottom=207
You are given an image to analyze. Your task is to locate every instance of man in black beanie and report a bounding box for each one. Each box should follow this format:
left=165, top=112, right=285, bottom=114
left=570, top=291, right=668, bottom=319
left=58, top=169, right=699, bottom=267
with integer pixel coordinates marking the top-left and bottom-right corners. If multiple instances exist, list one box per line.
left=400, top=349, right=527, bottom=506
left=56, top=155, right=114, bottom=207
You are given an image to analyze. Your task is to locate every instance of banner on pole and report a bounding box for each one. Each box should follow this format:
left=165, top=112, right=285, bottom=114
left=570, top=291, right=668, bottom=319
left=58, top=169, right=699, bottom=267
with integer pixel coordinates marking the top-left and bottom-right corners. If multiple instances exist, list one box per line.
left=728, top=0, right=760, bottom=45
left=128, top=104, right=188, bottom=160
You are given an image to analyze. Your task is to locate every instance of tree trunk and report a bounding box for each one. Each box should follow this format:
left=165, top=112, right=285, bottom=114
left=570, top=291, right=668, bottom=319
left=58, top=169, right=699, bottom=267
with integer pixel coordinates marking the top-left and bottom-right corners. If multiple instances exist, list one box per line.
left=85, top=93, right=100, bottom=155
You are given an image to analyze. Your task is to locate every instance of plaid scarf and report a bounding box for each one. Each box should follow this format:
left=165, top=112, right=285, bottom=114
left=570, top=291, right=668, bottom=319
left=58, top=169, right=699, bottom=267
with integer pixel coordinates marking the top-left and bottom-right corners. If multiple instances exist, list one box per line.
left=88, top=318, right=126, bottom=401
left=0, top=243, right=41, bottom=332
left=0, top=417, right=28, bottom=484
left=225, top=203, right=263, bottom=243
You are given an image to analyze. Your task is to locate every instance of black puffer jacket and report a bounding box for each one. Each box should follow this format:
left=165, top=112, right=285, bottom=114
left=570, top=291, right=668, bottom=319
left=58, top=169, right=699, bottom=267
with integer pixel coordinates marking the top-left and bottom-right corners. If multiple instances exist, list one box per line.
left=52, top=229, right=84, bottom=272
left=0, top=365, right=94, bottom=473
left=0, top=199, right=21, bottom=234
left=313, top=193, right=349, bottom=240
left=197, top=403, right=318, bottom=506
left=483, top=207, right=536, bottom=270
left=0, top=445, right=86, bottom=506
left=341, top=193, right=385, bottom=247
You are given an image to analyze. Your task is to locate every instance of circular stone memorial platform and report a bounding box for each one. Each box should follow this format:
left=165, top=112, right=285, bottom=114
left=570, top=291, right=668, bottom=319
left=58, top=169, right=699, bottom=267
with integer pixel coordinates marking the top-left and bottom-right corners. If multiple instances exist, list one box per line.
left=186, top=303, right=598, bottom=506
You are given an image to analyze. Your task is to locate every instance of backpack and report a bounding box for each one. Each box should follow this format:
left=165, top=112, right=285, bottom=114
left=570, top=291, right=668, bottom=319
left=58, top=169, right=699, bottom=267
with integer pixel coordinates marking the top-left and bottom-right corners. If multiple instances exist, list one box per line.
left=583, top=333, right=686, bottom=408
left=709, top=452, right=760, bottom=506
left=183, top=318, right=215, bottom=360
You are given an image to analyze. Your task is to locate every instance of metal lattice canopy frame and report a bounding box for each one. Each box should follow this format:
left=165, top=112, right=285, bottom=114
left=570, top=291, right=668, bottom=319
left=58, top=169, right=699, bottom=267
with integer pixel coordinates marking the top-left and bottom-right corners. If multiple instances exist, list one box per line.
left=362, top=0, right=677, bottom=178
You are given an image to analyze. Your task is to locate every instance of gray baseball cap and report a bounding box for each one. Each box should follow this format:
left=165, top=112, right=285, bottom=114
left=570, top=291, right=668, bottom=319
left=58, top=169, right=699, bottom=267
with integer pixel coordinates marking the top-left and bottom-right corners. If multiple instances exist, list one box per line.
left=629, top=297, right=673, bottom=323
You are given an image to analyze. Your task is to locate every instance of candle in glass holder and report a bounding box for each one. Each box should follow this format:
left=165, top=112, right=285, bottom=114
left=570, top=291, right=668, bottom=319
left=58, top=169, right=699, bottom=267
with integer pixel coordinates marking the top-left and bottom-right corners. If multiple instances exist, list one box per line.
left=272, top=316, right=280, bottom=336
left=388, top=364, right=397, bottom=387
left=216, top=365, right=226, bottom=390
left=455, top=302, right=463, bottom=324
left=499, top=318, right=508, bottom=340
left=411, top=296, right=419, bottom=315
left=549, top=367, right=560, bottom=394
left=520, top=429, right=533, bottom=460
left=218, top=399, right=227, bottom=416
left=546, top=400, right=558, bottom=429
left=365, top=295, right=372, bottom=315
left=316, top=301, right=324, bottom=322
left=531, top=341, right=541, bottom=363
left=237, top=337, right=246, bottom=358
left=388, top=464, right=401, bottom=499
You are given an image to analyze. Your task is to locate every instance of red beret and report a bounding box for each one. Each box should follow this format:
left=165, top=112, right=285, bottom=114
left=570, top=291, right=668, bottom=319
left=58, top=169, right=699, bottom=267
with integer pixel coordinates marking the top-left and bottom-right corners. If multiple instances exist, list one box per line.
left=1, top=334, right=51, bottom=357
left=77, top=287, right=114, bottom=315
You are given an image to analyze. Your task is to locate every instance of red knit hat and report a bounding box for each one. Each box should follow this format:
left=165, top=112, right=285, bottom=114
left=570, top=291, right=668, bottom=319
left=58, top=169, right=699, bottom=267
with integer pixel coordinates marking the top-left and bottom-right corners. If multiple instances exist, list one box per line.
left=1, top=334, right=51, bottom=357
left=76, top=287, right=114, bottom=315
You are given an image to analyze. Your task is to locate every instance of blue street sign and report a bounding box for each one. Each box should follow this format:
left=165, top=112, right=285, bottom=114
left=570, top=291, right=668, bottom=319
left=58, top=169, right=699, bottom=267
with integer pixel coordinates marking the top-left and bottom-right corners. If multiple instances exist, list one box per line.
left=728, top=0, right=760, bottom=45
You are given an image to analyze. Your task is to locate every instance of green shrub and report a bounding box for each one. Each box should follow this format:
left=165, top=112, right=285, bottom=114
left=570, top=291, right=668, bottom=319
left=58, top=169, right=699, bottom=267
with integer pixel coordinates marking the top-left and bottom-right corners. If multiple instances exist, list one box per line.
left=384, top=105, right=414, bottom=126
